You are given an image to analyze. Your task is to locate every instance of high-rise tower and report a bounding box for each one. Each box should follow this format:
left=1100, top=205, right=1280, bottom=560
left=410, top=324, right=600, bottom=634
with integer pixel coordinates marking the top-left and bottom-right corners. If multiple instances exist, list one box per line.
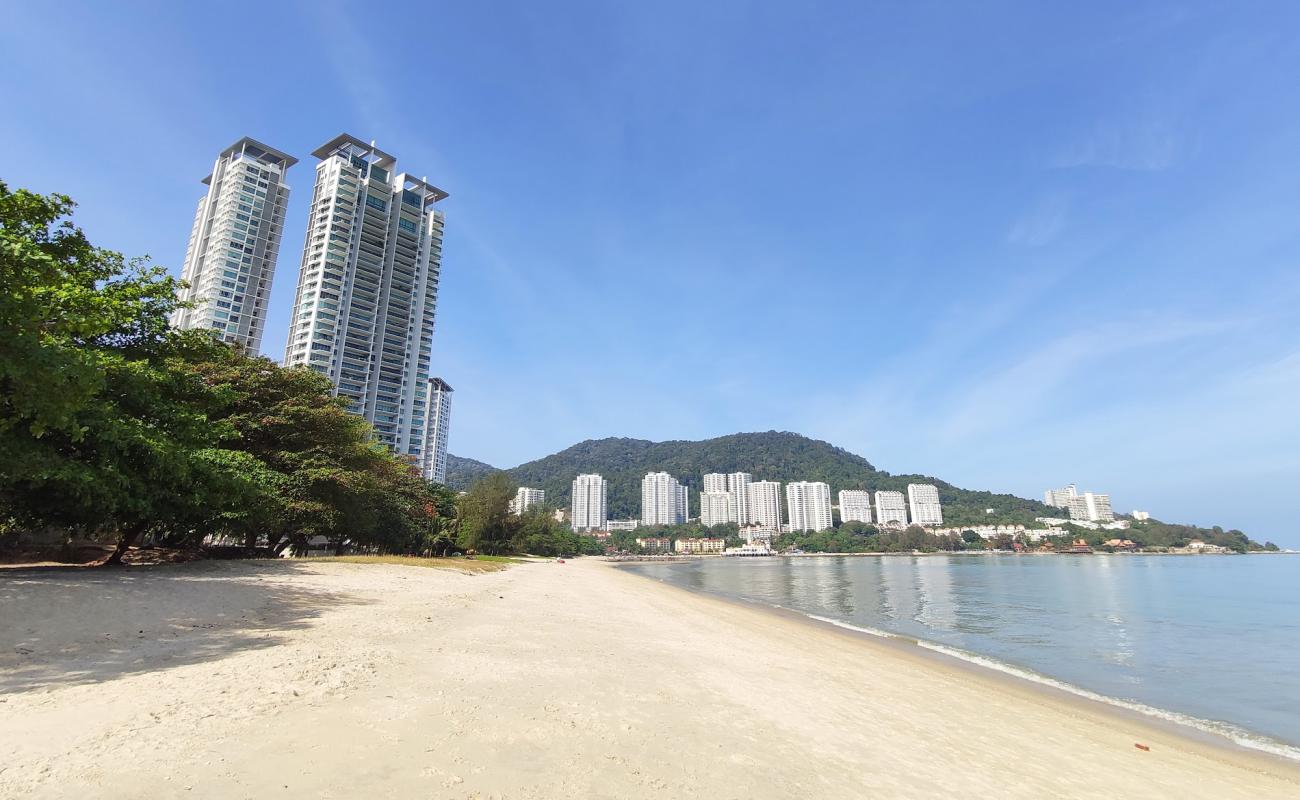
left=173, top=137, right=296, bottom=353
left=284, top=135, right=448, bottom=460
left=421, top=378, right=453, bottom=484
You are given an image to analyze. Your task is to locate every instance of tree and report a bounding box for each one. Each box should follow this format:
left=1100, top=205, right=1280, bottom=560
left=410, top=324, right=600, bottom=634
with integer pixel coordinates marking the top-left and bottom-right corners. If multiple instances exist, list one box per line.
left=457, top=472, right=518, bottom=555
left=0, top=182, right=250, bottom=563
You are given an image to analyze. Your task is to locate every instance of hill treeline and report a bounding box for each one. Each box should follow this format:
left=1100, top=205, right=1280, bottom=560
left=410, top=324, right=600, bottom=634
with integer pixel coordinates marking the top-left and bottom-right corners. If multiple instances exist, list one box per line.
left=449, top=432, right=1055, bottom=526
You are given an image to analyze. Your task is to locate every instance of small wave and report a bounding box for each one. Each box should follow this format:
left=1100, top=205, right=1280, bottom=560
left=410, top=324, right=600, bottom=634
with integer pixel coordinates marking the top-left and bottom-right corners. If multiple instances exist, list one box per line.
left=801, top=612, right=902, bottom=640
left=910, top=639, right=1300, bottom=763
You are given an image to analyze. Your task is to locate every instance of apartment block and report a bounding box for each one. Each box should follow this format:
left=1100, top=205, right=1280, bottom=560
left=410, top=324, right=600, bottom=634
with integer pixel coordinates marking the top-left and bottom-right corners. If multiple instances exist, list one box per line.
left=173, top=137, right=295, bottom=353
left=907, top=483, right=943, bottom=526
left=875, top=490, right=908, bottom=527
left=838, top=490, right=873, bottom=524
left=786, top=481, right=833, bottom=532
left=571, top=474, right=608, bottom=532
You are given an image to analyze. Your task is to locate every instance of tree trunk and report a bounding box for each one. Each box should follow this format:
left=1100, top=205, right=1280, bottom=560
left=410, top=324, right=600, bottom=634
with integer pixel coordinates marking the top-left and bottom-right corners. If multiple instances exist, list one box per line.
left=103, top=522, right=148, bottom=567
left=243, top=530, right=259, bottom=555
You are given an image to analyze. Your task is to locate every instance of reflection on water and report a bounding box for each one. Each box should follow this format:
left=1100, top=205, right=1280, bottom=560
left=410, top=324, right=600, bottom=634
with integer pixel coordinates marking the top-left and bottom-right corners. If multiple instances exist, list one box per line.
left=629, top=554, right=1300, bottom=749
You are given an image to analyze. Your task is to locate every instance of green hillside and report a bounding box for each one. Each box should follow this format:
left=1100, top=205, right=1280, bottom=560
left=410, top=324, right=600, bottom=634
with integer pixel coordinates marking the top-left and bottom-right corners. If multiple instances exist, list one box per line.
left=447, top=431, right=1053, bottom=526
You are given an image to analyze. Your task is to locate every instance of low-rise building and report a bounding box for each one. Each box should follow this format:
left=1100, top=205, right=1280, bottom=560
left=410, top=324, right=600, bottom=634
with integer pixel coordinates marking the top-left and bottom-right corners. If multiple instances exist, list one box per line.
left=635, top=537, right=671, bottom=553
left=606, top=519, right=640, bottom=532
left=1133, top=510, right=1151, bottom=521
left=673, top=537, right=725, bottom=555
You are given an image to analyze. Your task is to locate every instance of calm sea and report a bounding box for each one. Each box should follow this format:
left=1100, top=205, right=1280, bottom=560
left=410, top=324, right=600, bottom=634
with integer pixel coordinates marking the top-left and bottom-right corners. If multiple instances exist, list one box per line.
left=627, top=554, right=1300, bottom=759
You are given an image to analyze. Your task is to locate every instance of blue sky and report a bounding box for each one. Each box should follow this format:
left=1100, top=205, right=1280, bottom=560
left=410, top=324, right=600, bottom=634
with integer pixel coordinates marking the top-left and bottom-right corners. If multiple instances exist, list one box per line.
left=3, top=2, right=1299, bottom=544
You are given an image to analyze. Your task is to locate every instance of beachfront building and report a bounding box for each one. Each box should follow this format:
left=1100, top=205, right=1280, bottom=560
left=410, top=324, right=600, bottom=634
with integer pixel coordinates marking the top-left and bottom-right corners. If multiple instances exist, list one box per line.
left=907, top=483, right=943, bottom=526
left=1044, top=484, right=1078, bottom=508
left=642, top=472, right=688, bottom=525
left=1067, top=492, right=1114, bottom=522
left=786, top=481, right=833, bottom=532
left=283, top=134, right=448, bottom=461
left=606, top=519, right=640, bottom=532
left=875, top=490, right=908, bottom=527
left=700, top=491, right=734, bottom=527
left=509, top=487, right=545, bottom=515
left=420, top=377, right=453, bottom=483
left=729, top=472, right=753, bottom=524
left=172, top=137, right=296, bottom=354
left=571, top=474, right=608, bottom=532
left=635, top=536, right=671, bottom=553
left=838, top=490, right=873, bottom=524
left=746, top=480, right=783, bottom=532
left=674, top=537, right=726, bottom=555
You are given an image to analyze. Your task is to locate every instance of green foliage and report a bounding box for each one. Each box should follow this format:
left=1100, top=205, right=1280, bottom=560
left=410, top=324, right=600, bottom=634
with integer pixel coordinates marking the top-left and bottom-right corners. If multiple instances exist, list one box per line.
left=776, top=525, right=967, bottom=554
left=446, top=431, right=1056, bottom=525
left=457, top=472, right=518, bottom=555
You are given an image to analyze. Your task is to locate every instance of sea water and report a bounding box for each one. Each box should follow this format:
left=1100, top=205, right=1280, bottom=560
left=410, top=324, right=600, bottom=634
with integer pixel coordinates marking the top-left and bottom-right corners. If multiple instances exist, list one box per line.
left=627, top=554, right=1300, bottom=759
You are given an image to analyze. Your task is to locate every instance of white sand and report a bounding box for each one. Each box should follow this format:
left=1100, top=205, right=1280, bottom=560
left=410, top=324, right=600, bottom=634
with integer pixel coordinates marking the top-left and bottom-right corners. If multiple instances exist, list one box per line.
left=2, top=558, right=1298, bottom=798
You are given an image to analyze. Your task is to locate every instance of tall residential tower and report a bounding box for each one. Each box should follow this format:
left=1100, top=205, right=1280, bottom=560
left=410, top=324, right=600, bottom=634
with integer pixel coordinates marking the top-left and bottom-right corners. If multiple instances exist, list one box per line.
left=172, top=137, right=296, bottom=353
left=786, top=481, right=833, bottom=532
left=571, top=474, right=608, bottom=532
left=642, top=472, right=688, bottom=526
left=420, top=378, right=453, bottom=484
left=284, top=134, right=448, bottom=460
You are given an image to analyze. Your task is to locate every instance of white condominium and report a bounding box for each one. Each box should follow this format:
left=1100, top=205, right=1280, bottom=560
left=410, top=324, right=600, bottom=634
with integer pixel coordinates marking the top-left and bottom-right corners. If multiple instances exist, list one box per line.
left=284, top=134, right=448, bottom=460
left=1068, top=492, right=1114, bottom=522
left=702, top=473, right=729, bottom=494
left=173, top=137, right=296, bottom=353
left=747, top=480, right=783, bottom=532
left=907, top=483, right=943, bottom=526
left=875, top=490, right=908, bottom=527
left=838, top=490, right=873, bottom=524
left=786, top=481, right=833, bottom=532
left=700, top=492, right=733, bottom=527
left=420, top=377, right=452, bottom=483
left=1044, top=484, right=1078, bottom=508
left=729, top=472, right=753, bottom=524
left=642, top=472, right=688, bottom=525
left=571, top=474, right=608, bottom=532
left=509, top=487, right=545, bottom=515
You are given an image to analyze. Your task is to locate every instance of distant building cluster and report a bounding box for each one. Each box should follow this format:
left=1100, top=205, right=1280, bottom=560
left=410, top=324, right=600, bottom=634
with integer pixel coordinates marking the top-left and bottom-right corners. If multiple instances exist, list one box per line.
left=562, top=469, right=943, bottom=534
left=1044, top=484, right=1114, bottom=522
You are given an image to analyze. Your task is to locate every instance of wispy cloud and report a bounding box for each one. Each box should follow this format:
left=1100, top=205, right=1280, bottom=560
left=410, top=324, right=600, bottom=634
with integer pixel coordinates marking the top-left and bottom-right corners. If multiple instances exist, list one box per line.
left=1052, top=119, right=1184, bottom=172
left=1007, top=194, right=1069, bottom=247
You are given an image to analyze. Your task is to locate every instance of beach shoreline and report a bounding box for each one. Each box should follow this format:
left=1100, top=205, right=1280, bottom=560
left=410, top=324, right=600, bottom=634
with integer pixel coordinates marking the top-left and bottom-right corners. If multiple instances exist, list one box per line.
left=3, top=557, right=1298, bottom=798
left=616, top=559, right=1300, bottom=769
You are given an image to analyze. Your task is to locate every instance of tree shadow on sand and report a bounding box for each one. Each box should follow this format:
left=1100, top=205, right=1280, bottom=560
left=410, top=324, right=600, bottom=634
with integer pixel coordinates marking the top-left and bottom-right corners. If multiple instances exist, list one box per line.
left=0, top=560, right=368, bottom=693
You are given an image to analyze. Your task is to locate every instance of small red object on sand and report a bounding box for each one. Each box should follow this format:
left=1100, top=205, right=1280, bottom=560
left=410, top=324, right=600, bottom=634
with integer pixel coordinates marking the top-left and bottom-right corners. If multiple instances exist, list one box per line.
left=557, top=559, right=566, bottom=564
left=1135, top=743, right=1150, bottom=752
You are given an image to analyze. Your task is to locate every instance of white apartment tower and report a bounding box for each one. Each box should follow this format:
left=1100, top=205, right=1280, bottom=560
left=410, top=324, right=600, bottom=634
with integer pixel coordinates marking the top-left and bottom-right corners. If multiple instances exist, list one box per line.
left=786, top=482, right=833, bottom=532
left=875, top=490, right=908, bottom=527
left=509, top=487, right=545, bottom=515
left=700, top=492, right=733, bottom=527
left=747, top=481, right=783, bottom=532
left=729, top=472, right=753, bottom=524
left=838, top=490, right=873, bottom=524
left=642, top=472, right=688, bottom=526
left=702, top=473, right=729, bottom=494
left=907, top=483, right=943, bottom=526
left=571, top=474, right=608, bottom=532
left=173, top=137, right=296, bottom=353
left=284, top=134, right=448, bottom=460
left=420, top=377, right=453, bottom=483
left=1044, top=484, right=1078, bottom=508
left=1067, top=492, right=1114, bottom=522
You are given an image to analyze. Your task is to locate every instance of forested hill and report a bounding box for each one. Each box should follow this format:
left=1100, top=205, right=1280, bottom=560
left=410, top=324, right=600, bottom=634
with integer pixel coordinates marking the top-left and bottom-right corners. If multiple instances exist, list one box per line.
left=447, top=431, right=1054, bottom=526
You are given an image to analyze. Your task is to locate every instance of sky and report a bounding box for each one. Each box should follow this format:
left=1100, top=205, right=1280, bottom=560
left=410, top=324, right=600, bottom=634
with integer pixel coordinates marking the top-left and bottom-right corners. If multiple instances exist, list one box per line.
left=3, top=2, right=1299, bottom=544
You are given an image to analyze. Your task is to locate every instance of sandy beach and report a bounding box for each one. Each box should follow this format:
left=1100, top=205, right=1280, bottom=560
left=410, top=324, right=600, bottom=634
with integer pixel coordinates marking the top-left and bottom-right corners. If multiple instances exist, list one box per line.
left=2, top=559, right=1298, bottom=799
